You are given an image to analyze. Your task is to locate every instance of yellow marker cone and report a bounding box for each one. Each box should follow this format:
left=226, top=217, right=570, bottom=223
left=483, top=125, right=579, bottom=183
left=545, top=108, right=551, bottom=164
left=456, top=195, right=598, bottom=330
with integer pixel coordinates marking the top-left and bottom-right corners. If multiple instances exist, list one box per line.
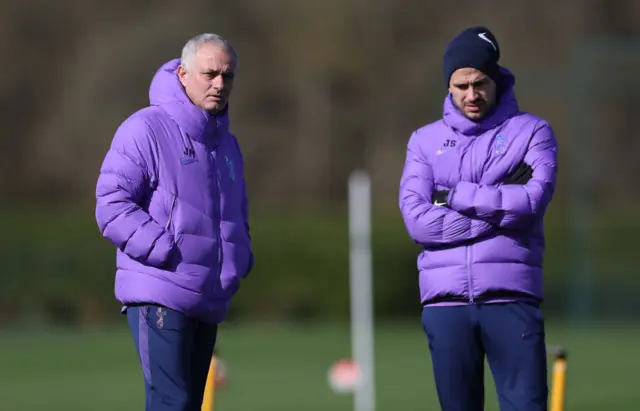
left=201, top=356, right=216, bottom=411
left=549, top=349, right=568, bottom=411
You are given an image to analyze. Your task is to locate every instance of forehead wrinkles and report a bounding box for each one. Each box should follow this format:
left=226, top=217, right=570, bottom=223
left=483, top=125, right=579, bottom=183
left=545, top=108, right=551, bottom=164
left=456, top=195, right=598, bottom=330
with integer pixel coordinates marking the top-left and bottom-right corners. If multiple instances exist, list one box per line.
left=196, top=46, right=236, bottom=71
left=457, top=74, right=486, bottom=84
left=452, top=68, right=487, bottom=84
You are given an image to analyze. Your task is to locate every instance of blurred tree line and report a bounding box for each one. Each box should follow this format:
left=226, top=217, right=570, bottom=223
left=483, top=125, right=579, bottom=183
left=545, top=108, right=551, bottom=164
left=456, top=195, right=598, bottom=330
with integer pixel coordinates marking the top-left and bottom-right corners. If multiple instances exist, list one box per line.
left=2, top=0, right=639, bottom=207
left=1, top=0, right=639, bottom=326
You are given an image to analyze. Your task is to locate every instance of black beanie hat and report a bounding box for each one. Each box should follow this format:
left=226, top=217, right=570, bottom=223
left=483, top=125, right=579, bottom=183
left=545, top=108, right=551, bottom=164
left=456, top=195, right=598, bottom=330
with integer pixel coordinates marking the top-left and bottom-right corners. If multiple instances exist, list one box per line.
left=443, top=26, right=501, bottom=87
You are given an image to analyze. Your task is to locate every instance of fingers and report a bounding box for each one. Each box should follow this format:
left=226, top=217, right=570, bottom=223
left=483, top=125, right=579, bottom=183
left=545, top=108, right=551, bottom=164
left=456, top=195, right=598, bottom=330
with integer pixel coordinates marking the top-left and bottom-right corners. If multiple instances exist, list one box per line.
left=507, top=163, right=527, bottom=183
left=504, top=163, right=533, bottom=185
left=517, top=166, right=533, bottom=184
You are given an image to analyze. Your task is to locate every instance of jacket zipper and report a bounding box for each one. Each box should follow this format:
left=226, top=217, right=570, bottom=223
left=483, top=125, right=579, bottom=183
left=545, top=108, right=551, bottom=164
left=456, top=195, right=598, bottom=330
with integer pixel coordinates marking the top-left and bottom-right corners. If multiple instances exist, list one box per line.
left=165, top=196, right=177, bottom=233
left=467, top=139, right=475, bottom=303
left=467, top=246, right=474, bottom=303
left=211, top=149, right=223, bottom=297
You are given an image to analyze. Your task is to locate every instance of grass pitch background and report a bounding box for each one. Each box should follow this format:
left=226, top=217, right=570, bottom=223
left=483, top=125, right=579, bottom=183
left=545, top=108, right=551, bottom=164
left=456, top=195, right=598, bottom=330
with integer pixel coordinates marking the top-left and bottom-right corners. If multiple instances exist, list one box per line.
left=1, top=321, right=639, bottom=411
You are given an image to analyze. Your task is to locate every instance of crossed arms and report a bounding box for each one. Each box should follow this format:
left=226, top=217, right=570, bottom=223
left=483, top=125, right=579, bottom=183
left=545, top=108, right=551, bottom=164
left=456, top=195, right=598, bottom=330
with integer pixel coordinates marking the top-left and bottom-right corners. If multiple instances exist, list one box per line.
left=399, top=122, right=558, bottom=248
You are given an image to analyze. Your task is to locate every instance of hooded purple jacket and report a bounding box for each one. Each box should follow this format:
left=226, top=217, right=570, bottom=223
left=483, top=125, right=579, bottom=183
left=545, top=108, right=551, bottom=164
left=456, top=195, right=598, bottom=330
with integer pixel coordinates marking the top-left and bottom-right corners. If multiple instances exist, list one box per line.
left=96, top=58, right=253, bottom=324
left=399, top=68, right=557, bottom=306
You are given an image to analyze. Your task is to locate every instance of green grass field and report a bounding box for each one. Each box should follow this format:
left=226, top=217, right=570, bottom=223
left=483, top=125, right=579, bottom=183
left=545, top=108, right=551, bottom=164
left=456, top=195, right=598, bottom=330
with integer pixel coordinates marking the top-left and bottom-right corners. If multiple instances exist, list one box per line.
left=1, top=321, right=639, bottom=410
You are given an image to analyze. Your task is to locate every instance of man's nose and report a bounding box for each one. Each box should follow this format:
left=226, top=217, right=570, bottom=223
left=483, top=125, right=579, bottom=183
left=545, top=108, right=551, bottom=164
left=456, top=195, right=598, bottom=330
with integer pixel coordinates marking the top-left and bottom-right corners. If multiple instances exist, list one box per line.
left=212, top=74, right=224, bottom=89
left=466, top=87, right=479, bottom=101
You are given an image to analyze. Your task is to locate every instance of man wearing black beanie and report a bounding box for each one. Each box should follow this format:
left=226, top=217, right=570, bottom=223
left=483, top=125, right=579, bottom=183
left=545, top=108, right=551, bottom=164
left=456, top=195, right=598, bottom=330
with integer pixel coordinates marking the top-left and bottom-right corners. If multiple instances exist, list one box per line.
left=443, top=26, right=502, bottom=120
left=399, top=26, right=558, bottom=411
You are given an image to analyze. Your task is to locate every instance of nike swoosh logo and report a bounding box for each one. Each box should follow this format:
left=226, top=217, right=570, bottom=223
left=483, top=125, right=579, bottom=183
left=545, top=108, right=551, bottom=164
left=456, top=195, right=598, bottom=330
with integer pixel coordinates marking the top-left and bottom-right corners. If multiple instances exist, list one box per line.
left=434, top=200, right=446, bottom=207
left=180, top=157, right=197, bottom=166
left=478, top=32, right=497, bottom=52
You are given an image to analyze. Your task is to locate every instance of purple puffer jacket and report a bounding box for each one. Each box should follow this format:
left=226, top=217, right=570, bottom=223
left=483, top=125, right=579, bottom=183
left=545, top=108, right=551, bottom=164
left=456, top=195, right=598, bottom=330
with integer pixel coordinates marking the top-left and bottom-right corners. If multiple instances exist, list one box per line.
left=399, top=68, right=557, bottom=306
left=96, top=58, right=253, bottom=324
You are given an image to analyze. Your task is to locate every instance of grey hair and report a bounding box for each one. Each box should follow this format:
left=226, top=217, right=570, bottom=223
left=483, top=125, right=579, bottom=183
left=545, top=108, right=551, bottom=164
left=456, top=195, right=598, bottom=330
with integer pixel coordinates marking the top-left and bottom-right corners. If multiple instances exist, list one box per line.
left=180, top=33, right=237, bottom=71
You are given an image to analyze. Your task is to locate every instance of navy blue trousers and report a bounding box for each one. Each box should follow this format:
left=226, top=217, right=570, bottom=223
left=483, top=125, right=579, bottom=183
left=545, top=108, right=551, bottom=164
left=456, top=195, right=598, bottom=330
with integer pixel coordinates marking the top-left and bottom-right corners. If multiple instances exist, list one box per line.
left=126, top=304, right=218, bottom=411
left=421, top=302, right=548, bottom=411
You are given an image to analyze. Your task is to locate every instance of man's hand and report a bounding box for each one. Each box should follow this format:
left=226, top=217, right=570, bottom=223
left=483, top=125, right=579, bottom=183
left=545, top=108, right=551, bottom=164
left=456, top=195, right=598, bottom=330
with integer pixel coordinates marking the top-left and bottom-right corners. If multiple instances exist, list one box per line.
left=504, top=162, right=533, bottom=185
left=432, top=190, right=450, bottom=207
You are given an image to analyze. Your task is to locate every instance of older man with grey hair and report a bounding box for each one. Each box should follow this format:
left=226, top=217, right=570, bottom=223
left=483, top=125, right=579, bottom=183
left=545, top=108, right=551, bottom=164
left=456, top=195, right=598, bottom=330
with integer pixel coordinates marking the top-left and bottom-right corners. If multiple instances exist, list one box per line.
left=95, top=33, right=253, bottom=410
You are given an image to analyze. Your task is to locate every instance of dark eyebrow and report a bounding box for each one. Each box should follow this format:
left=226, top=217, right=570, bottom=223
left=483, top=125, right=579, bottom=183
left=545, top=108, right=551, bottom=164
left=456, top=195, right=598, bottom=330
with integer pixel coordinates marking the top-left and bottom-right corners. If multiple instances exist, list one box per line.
left=453, top=78, right=488, bottom=88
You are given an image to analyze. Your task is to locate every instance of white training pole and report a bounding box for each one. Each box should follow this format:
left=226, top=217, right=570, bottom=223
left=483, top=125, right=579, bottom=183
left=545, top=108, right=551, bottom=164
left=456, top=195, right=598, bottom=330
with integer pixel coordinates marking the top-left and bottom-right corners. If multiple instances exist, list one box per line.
left=348, top=170, right=375, bottom=411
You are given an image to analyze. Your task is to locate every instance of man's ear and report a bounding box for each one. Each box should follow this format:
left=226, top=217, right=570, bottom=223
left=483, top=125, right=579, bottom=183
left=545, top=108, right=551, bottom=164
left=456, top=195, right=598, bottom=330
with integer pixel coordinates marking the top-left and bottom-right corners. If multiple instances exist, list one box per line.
left=177, top=65, right=188, bottom=87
